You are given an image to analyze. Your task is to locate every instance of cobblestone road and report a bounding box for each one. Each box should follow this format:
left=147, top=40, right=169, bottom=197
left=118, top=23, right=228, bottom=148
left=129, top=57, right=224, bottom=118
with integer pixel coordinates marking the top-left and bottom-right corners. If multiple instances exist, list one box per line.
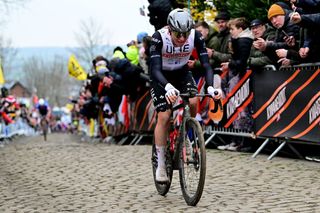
left=0, top=133, right=320, bottom=212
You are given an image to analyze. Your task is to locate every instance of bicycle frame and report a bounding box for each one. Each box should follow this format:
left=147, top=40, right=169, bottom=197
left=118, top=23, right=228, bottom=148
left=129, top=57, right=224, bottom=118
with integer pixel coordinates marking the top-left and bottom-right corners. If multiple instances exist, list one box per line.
left=152, top=92, right=211, bottom=205
left=170, top=93, right=210, bottom=169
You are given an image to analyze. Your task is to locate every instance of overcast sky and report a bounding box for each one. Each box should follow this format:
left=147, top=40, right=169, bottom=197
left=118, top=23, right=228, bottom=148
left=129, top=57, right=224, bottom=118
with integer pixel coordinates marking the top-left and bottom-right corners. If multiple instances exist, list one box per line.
left=3, top=0, right=154, bottom=47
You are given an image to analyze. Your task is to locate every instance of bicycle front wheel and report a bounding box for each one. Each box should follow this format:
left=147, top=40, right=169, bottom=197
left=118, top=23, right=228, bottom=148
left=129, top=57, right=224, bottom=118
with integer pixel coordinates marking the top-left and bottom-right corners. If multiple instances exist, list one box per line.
left=179, top=117, right=206, bottom=206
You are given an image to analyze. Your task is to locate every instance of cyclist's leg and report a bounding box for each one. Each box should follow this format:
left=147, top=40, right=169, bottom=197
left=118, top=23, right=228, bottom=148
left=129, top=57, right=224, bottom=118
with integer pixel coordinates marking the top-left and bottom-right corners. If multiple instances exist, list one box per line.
left=154, top=110, right=171, bottom=177
left=150, top=81, right=171, bottom=182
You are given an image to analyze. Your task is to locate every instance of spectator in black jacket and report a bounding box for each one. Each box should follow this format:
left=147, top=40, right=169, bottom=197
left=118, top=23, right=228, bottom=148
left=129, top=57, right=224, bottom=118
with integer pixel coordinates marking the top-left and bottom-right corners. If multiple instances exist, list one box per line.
left=290, top=0, right=320, bottom=13
left=148, top=0, right=173, bottom=30
left=221, top=17, right=254, bottom=77
left=289, top=1, right=320, bottom=62
left=254, top=3, right=300, bottom=67
left=218, top=17, right=254, bottom=151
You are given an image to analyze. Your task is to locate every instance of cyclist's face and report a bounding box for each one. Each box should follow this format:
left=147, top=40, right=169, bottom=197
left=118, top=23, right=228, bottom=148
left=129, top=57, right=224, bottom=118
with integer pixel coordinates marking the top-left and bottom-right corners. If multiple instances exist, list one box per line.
left=171, top=30, right=190, bottom=47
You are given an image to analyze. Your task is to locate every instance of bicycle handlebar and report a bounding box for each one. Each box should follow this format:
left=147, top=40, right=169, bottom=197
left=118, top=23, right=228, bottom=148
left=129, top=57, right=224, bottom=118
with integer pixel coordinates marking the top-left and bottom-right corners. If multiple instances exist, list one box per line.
left=179, top=93, right=213, bottom=98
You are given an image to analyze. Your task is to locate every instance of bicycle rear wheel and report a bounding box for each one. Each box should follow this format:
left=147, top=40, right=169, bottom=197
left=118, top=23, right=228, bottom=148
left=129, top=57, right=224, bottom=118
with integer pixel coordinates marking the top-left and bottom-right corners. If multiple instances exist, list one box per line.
left=41, top=118, right=48, bottom=141
left=179, top=117, right=206, bottom=206
left=151, top=137, right=173, bottom=196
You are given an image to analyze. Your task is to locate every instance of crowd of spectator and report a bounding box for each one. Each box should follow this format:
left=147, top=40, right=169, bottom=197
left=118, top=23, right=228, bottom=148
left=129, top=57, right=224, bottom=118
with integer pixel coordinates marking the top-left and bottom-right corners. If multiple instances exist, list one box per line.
left=0, top=86, right=73, bottom=141
left=69, top=0, right=320, bottom=150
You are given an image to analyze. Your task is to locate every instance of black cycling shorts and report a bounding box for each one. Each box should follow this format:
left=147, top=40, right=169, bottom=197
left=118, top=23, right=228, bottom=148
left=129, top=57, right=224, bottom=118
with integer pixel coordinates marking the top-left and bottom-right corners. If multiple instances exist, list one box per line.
left=150, top=70, right=198, bottom=112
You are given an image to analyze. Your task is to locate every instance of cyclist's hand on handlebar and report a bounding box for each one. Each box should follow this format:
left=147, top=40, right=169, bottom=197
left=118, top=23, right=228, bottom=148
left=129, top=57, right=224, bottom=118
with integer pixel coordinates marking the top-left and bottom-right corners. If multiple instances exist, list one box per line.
left=165, top=83, right=180, bottom=104
left=207, top=86, right=223, bottom=100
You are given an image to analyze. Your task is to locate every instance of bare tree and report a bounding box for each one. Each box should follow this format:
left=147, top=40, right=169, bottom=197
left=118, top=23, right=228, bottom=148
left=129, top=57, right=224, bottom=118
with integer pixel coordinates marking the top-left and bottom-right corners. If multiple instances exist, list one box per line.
left=0, top=0, right=29, bottom=11
left=0, top=0, right=29, bottom=78
left=0, top=35, right=17, bottom=79
left=69, top=17, right=113, bottom=70
left=22, top=55, right=78, bottom=106
left=0, top=0, right=29, bottom=24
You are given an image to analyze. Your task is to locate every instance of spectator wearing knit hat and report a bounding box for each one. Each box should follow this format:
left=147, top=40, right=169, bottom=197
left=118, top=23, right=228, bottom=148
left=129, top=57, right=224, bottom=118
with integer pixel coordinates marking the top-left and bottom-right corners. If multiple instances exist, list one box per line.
left=206, top=11, right=232, bottom=66
left=253, top=3, right=300, bottom=67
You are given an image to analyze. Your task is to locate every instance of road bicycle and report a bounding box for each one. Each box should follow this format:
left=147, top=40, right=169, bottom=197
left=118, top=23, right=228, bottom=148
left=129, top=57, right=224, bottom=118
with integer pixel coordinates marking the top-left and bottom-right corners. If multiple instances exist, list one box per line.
left=151, top=92, right=212, bottom=206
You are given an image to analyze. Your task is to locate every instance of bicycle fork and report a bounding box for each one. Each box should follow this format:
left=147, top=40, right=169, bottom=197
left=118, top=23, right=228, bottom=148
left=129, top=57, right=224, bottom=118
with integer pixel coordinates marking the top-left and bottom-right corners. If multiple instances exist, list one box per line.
left=171, top=104, right=190, bottom=170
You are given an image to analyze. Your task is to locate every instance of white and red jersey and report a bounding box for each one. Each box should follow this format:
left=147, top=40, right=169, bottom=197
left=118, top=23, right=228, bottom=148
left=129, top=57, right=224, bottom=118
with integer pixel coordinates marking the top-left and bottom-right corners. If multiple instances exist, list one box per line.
left=158, top=28, right=195, bottom=71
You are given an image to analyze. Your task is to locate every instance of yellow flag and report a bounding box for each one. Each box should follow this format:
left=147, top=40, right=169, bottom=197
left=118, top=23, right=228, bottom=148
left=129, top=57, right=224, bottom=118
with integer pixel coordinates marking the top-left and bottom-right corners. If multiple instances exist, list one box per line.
left=0, top=59, right=5, bottom=84
left=65, top=103, right=74, bottom=111
left=68, top=54, right=87, bottom=81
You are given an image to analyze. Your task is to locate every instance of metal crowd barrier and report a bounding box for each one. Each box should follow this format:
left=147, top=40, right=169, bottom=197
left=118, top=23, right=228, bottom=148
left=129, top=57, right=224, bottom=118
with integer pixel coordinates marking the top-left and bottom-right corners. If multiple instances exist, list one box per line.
left=0, top=118, right=36, bottom=147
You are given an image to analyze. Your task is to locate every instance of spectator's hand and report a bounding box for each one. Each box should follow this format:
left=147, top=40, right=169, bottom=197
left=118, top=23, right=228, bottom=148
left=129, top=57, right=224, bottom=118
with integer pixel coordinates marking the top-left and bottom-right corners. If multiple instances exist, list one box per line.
left=276, top=49, right=288, bottom=58
left=206, top=48, right=214, bottom=58
left=103, top=76, right=113, bottom=88
left=221, top=62, right=229, bottom=71
left=187, top=60, right=196, bottom=69
left=299, top=47, right=309, bottom=58
left=277, top=58, right=291, bottom=66
left=290, top=0, right=297, bottom=4
left=165, top=83, right=179, bottom=104
left=78, top=98, right=85, bottom=106
left=207, top=86, right=223, bottom=100
left=289, top=12, right=301, bottom=24
left=85, top=90, right=92, bottom=98
left=253, top=38, right=267, bottom=51
left=284, top=36, right=295, bottom=47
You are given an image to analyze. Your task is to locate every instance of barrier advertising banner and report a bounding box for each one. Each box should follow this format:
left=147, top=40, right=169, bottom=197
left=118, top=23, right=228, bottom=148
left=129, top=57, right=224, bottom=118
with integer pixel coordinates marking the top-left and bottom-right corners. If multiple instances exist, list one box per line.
left=253, top=65, right=320, bottom=143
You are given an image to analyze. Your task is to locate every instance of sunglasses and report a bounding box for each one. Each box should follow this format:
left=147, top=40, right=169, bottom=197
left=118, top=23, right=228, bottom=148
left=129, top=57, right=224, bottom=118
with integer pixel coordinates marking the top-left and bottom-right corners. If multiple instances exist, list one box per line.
left=172, top=31, right=190, bottom=39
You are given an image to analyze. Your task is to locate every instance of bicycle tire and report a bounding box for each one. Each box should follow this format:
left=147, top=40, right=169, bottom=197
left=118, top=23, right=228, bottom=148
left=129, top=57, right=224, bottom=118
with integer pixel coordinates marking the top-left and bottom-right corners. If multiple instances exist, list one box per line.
left=151, top=137, right=173, bottom=196
left=41, top=118, right=48, bottom=141
left=178, top=117, right=206, bottom=206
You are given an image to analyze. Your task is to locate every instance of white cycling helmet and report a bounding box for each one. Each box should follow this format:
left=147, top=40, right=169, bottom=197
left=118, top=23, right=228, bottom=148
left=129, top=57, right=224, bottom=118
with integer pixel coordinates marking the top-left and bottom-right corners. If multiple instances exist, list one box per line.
left=167, top=8, right=194, bottom=33
left=38, top=98, right=45, bottom=105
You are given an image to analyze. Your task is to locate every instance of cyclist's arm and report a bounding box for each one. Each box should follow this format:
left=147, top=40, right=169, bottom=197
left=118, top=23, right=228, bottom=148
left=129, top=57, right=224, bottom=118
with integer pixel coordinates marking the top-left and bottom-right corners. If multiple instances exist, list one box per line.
left=194, top=31, right=213, bottom=87
left=149, top=31, right=168, bottom=86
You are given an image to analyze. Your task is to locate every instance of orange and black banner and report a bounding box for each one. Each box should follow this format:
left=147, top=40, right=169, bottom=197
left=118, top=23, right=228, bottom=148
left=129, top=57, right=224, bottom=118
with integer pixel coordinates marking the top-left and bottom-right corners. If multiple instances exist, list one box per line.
left=253, top=65, right=320, bottom=143
left=198, top=70, right=254, bottom=130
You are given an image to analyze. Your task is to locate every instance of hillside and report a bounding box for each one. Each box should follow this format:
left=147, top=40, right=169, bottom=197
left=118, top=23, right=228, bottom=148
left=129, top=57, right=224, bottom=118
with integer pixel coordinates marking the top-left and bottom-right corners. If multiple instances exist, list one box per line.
left=5, top=46, right=116, bottom=81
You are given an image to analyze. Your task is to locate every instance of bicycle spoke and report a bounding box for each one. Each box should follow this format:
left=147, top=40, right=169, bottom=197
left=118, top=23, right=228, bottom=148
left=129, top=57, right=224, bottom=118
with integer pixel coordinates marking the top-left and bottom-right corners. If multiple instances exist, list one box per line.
left=179, top=118, right=206, bottom=206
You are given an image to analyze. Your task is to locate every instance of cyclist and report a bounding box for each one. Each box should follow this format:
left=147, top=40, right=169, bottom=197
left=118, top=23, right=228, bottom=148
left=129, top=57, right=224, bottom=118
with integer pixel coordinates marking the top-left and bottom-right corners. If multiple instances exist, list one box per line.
left=36, top=98, right=51, bottom=124
left=150, top=8, right=223, bottom=182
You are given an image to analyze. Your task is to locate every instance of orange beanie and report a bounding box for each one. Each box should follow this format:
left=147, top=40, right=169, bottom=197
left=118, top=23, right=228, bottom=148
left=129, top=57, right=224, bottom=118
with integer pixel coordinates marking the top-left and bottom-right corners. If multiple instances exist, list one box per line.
left=268, top=4, right=285, bottom=20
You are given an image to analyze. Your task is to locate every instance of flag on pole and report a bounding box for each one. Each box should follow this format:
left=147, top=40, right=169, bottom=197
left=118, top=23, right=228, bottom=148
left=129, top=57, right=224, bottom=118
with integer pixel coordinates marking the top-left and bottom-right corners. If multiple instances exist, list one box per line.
left=0, top=59, right=5, bottom=84
left=67, top=54, right=87, bottom=81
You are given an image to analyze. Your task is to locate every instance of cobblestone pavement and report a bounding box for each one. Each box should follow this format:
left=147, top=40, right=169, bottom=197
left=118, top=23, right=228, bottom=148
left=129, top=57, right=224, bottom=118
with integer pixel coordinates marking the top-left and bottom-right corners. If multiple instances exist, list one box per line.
left=0, top=133, right=320, bottom=213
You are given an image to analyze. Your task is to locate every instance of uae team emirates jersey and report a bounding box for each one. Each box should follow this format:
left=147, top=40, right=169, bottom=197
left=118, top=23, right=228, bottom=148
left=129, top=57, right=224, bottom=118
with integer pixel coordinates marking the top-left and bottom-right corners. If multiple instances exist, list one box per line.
left=158, top=28, right=195, bottom=71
